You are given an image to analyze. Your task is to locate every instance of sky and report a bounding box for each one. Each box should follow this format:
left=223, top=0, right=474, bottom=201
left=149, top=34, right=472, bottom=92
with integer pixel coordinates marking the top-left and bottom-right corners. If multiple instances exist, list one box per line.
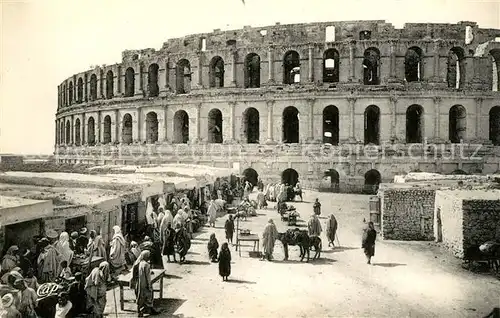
left=1, top=0, right=499, bottom=155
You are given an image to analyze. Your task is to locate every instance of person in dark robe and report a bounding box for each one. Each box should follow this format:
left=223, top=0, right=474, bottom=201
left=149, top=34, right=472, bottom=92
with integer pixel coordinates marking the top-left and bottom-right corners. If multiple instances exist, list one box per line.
left=362, top=221, right=377, bottom=265
left=68, top=272, right=87, bottom=316
left=131, top=251, right=159, bottom=317
left=224, top=216, right=235, bottom=244
left=313, top=198, right=321, bottom=216
left=207, top=234, right=219, bottom=263
left=162, top=224, right=177, bottom=263
left=76, top=228, right=89, bottom=255
left=286, top=184, right=295, bottom=201
left=69, top=232, right=78, bottom=252
left=218, top=243, right=231, bottom=281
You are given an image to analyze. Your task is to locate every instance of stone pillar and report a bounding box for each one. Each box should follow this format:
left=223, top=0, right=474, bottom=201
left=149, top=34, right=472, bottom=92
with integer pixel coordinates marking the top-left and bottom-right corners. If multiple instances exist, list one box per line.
left=308, top=45, right=314, bottom=83
left=475, top=97, right=483, bottom=141
left=70, top=115, right=74, bottom=145
left=227, top=101, right=236, bottom=142
left=389, top=96, right=397, bottom=140
left=115, top=110, right=120, bottom=143
left=349, top=41, right=356, bottom=81
left=348, top=97, right=357, bottom=142
left=135, top=108, right=142, bottom=143
left=197, top=53, right=203, bottom=87
left=73, top=75, right=77, bottom=104
left=432, top=41, right=441, bottom=82
left=84, top=74, right=88, bottom=102
left=97, top=111, right=102, bottom=144
left=267, top=46, right=274, bottom=84
left=266, top=100, right=275, bottom=143
left=164, top=58, right=170, bottom=93
left=55, top=120, right=59, bottom=145
left=389, top=40, right=396, bottom=79
left=97, top=70, right=102, bottom=100
left=116, top=66, right=122, bottom=95
left=82, top=113, right=86, bottom=145
left=163, top=107, right=169, bottom=143
left=307, top=98, right=315, bottom=141
left=194, top=103, right=201, bottom=143
left=230, top=50, right=237, bottom=87
left=433, top=96, right=442, bottom=142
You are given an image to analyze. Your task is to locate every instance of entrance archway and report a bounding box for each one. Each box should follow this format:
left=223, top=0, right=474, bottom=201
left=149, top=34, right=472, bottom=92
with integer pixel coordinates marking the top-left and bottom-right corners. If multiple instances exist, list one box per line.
left=208, top=108, right=223, bottom=143
left=323, top=105, right=339, bottom=145
left=323, top=169, right=340, bottom=192
left=449, top=105, right=467, bottom=143
left=364, top=169, right=381, bottom=194
left=243, top=107, right=259, bottom=143
left=242, top=168, right=259, bottom=186
left=406, top=105, right=424, bottom=143
left=283, top=106, right=299, bottom=143
left=122, top=113, right=133, bottom=144
left=281, top=168, right=299, bottom=187
left=364, top=105, right=380, bottom=145
left=103, top=115, right=112, bottom=144
left=146, top=112, right=159, bottom=144
left=173, top=110, right=189, bottom=144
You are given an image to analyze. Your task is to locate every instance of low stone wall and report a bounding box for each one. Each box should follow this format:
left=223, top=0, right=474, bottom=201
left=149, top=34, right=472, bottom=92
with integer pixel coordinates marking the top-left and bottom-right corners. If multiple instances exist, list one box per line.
left=380, top=188, right=435, bottom=240
left=462, top=199, right=500, bottom=252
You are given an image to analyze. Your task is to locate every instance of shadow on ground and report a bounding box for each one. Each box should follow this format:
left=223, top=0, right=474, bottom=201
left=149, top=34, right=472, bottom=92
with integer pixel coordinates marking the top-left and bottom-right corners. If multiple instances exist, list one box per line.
left=154, top=298, right=188, bottom=317
left=372, top=263, right=407, bottom=268
left=182, top=260, right=211, bottom=266
left=226, top=278, right=256, bottom=284
left=310, top=258, right=337, bottom=265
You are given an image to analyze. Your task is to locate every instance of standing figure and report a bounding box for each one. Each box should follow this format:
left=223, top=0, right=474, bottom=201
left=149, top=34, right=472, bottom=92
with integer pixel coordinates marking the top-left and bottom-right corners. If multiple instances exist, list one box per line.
left=87, top=230, right=107, bottom=261
left=362, top=221, right=377, bottom=265
left=55, top=232, right=74, bottom=266
left=207, top=234, right=219, bottom=263
left=307, top=214, right=323, bottom=237
left=109, top=225, right=127, bottom=278
left=313, top=198, right=321, bottom=216
left=76, top=228, right=89, bottom=255
left=326, top=214, right=338, bottom=248
left=1, top=246, right=19, bottom=275
left=162, top=224, right=177, bottom=263
left=0, top=293, right=21, bottom=318
left=224, top=215, right=235, bottom=244
left=160, top=209, right=174, bottom=244
left=84, top=261, right=109, bottom=317
left=14, top=279, right=37, bottom=318
left=128, top=241, right=141, bottom=265
left=294, top=181, right=303, bottom=201
left=131, top=251, right=159, bottom=317
left=55, top=292, right=72, bottom=318
left=207, top=200, right=217, bottom=227
left=69, top=232, right=78, bottom=252
left=262, top=219, right=278, bottom=261
left=68, top=272, right=86, bottom=317
left=218, top=243, right=231, bottom=281
left=37, top=237, right=60, bottom=283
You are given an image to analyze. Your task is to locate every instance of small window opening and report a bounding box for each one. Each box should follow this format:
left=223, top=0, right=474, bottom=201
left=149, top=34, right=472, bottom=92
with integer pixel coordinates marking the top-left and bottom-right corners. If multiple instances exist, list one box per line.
left=226, top=39, right=236, bottom=46
left=259, top=30, right=267, bottom=36
left=325, top=26, right=335, bottom=42
left=360, top=30, right=372, bottom=40
left=200, top=38, right=207, bottom=51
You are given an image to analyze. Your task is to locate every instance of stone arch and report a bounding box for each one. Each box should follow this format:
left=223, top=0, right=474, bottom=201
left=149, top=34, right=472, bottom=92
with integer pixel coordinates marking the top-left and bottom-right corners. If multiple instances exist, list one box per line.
left=243, top=107, right=259, bottom=143
left=447, top=47, right=465, bottom=89
left=242, top=168, right=259, bottom=186
left=244, top=53, right=260, bottom=88
left=450, top=169, right=468, bottom=175
left=77, top=77, right=84, bottom=103
left=364, top=105, right=380, bottom=145
left=87, top=117, right=96, bottom=145
left=323, top=169, right=340, bottom=192
left=323, top=105, right=339, bottom=145
left=281, top=168, right=299, bottom=187
left=103, top=115, right=112, bottom=144
left=406, top=104, right=424, bottom=143
left=122, top=113, right=133, bottom=144
left=283, top=106, right=299, bottom=143
left=283, top=51, right=300, bottom=84
left=363, top=48, right=381, bottom=85
left=176, top=59, right=191, bottom=94
left=65, top=120, right=71, bottom=144
left=146, top=112, right=159, bottom=144
left=323, top=49, right=340, bottom=83
left=208, top=108, right=223, bottom=143
left=148, top=63, right=159, bottom=97
left=489, top=106, right=500, bottom=145
left=405, top=46, right=423, bottom=82
left=449, top=105, right=467, bottom=143
left=68, top=82, right=74, bottom=104
left=173, top=110, right=189, bottom=144
left=209, top=56, right=225, bottom=88
left=106, top=70, right=114, bottom=99
left=364, top=169, right=381, bottom=194
left=90, top=74, right=97, bottom=101
left=125, top=67, right=135, bottom=97
left=490, top=49, right=500, bottom=91
left=74, top=119, right=81, bottom=146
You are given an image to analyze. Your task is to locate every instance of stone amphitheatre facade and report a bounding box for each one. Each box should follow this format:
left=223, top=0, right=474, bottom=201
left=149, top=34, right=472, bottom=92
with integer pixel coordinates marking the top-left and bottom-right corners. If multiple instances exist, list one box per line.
left=55, top=20, right=500, bottom=193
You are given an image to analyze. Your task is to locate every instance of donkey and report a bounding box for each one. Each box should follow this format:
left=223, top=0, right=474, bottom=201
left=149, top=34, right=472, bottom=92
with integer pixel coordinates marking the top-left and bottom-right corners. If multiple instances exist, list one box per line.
left=277, top=228, right=322, bottom=262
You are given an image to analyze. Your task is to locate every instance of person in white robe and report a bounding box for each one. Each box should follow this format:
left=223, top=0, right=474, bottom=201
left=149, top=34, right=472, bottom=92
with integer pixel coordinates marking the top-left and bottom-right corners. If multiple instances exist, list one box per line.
left=109, top=225, right=127, bottom=277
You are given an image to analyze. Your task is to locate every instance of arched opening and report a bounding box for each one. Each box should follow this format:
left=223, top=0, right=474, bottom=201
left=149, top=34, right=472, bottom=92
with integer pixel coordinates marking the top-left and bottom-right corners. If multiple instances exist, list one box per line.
left=208, top=109, right=223, bottom=143
left=323, top=49, right=340, bottom=83
left=447, top=47, right=465, bottom=89
left=62, top=84, right=66, bottom=106
left=122, top=114, right=133, bottom=144
left=87, top=117, right=95, bottom=146
left=176, top=59, right=191, bottom=94
left=244, top=53, right=260, bottom=88
left=209, top=56, right=225, bottom=88
left=364, top=169, right=381, bottom=194
left=449, top=105, right=467, bottom=143
left=489, top=106, right=500, bottom=145
left=282, top=106, right=299, bottom=143
left=406, top=104, right=424, bottom=143
left=323, top=105, right=339, bottom=145
left=173, top=110, right=189, bottom=144
left=146, top=112, right=159, bottom=144
left=243, top=107, right=259, bottom=143
left=148, top=63, right=159, bottom=97
left=405, top=47, right=423, bottom=82
left=490, top=49, right=500, bottom=91
left=364, top=105, right=380, bottom=145
left=363, top=48, right=381, bottom=85
left=125, top=68, right=135, bottom=97
left=77, top=78, right=83, bottom=103
left=68, top=82, right=73, bottom=105
left=281, top=168, right=299, bottom=187
left=323, top=169, right=340, bottom=192
left=450, top=169, right=468, bottom=175
left=283, top=51, right=300, bottom=84
left=106, top=70, right=114, bottom=99
left=242, top=168, right=259, bottom=186
left=90, top=74, right=97, bottom=101
left=103, top=115, right=112, bottom=144
left=74, top=119, right=81, bottom=146
left=65, top=120, right=71, bottom=144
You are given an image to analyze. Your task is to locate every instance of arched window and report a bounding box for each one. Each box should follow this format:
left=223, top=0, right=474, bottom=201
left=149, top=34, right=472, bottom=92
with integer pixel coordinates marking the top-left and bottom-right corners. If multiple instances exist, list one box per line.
left=176, top=59, right=191, bottom=94
left=364, top=169, right=381, bottom=194
left=283, top=51, right=300, bottom=84
left=77, top=78, right=83, bottom=103
left=209, top=56, right=225, bottom=88
left=125, top=68, right=135, bottom=97
left=146, top=112, right=159, bottom=143
left=364, top=105, right=380, bottom=145
left=447, top=47, right=465, bottom=89
left=89, top=74, right=97, bottom=101
left=148, top=63, right=159, bottom=97
left=74, top=119, right=81, bottom=146
left=323, top=105, right=339, bottom=145
left=68, top=82, right=74, bottom=105
left=208, top=109, right=223, bottom=143
left=87, top=117, right=96, bottom=146
left=406, top=105, right=424, bottom=143
left=449, top=105, right=467, bottom=143
left=65, top=120, right=71, bottom=144
left=122, top=114, right=133, bottom=144
left=489, top=106, right=500, bottom=146
left=106, top=71, right=114, bottom=99
left=103, top=115, right=112, bottom=144
left=490, top=49, right=500, bottom=91
left=323, top=49, right=340, bottom=83
left=363, top=48, right=381, bottom=85
left=405, top=47, right=423, bottom=82
left=244, top=53, right=260, bottom=88
left=283, top=106, right=299, bottom=143
left=173, top=110, right=189, bottom=144
left=243, top=107, right=260, bottom=143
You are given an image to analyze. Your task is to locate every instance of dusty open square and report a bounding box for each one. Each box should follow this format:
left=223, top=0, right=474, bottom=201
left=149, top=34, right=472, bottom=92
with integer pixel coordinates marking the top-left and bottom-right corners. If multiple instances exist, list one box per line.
left=104, top=191, right=500, bottom=318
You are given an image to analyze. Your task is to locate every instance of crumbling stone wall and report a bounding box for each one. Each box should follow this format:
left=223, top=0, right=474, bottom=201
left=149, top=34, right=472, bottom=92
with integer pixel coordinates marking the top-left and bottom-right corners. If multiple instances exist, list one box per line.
left=380, top=188, right=435, bottom=240
left=462, top=199, right=500, bottom=253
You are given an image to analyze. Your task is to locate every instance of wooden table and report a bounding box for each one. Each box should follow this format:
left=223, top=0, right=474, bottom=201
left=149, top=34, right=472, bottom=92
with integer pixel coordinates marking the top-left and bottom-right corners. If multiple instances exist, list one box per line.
left=116, top=269, right=166, bottom=311
left=71, top=256, right=104, bottom=274
left=235, top=234, right=260, bottom=257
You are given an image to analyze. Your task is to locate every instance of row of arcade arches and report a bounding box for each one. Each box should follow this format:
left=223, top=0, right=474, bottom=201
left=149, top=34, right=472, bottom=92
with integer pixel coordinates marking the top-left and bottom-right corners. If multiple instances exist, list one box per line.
left=58, top=105, right=500, bottom=146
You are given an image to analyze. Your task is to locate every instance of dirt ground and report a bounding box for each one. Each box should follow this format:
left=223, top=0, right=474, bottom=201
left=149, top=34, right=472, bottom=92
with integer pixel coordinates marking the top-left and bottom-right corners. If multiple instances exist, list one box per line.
left=104, top=190, right=500, bottom=318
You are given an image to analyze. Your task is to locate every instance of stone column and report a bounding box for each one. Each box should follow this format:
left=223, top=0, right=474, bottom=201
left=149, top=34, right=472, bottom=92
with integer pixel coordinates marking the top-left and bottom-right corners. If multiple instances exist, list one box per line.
left=433, top=96, right=442, bottom=142
left=55, top=120, right=59, bottom=145
left=164, top=58, right=170, bottom=93
left=389, top=40, right=396, bottom=79
left=197, top=53, right=203, bottom=87
left=97, top=70, right=102, bottom=99
left=475, top=97, right=483, bottom=141
left=194, top=103, right=201, bottom=143
left=307, top=98, right=315, bottom=141
left=135, top=63, right=144, bottom=96
left=84, top=74, right=88, bottom=102
left=70, top=115, right=74, bottom=145
left=267, top=46, right=274, bottom=84
left=348, top=97, right=357, bottom=142
left=97, top=111, right=102, bottom=144
left=73, top=75, right=77, bottom=103
left=82, top=113, right=86, bottom=145
left=389, top=96, right=398, bottom=140
left=432, top=41, right=441, bottom=82
left=230, top=50, right=237, bottom=87
left=163, top=106, right=169, bottom=143
left=115, top=110, right=120, bottom=143
left=116, top=66, right=122, bottom=95
left=308, top=45, right=314, bottom=83
left=266, top=100, right=275, bottom=143
left=349, top=41, right=356, bottom=81
left=227, top=101, right=236, bottom=142
left=135, top=108, right=142, bottom=143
